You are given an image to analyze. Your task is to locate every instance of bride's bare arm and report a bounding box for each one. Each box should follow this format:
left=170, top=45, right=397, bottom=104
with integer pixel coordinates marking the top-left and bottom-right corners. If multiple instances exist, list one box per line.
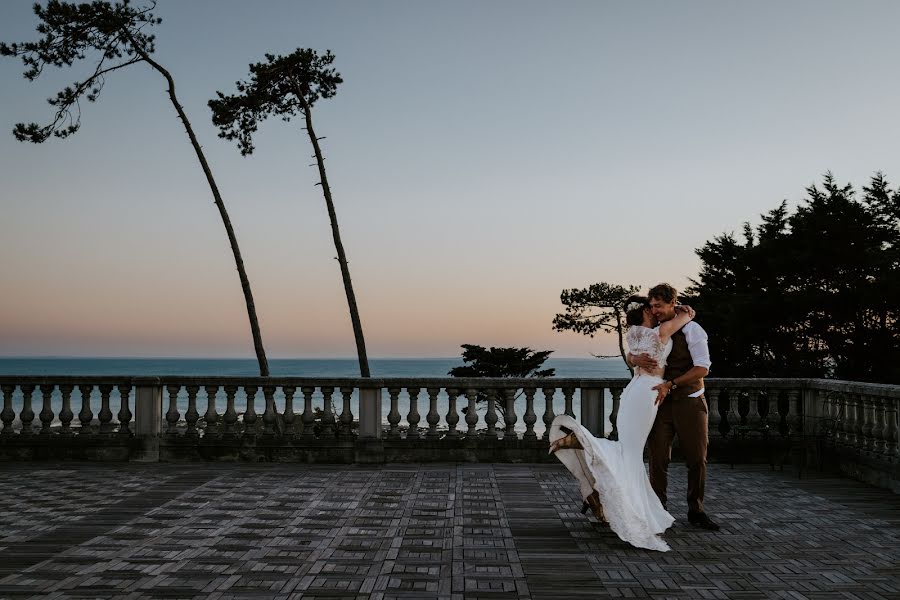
left=658, top=305, right=695, bottom=343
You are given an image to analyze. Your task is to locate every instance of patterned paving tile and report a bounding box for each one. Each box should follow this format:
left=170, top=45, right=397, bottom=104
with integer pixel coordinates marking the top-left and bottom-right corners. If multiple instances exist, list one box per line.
left=0, top=463, right=896, bottom=600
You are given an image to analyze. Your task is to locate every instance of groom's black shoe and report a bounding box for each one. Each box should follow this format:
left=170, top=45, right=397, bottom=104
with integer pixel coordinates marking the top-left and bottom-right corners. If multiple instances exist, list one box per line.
left=688, top=511, right=720, bottom=531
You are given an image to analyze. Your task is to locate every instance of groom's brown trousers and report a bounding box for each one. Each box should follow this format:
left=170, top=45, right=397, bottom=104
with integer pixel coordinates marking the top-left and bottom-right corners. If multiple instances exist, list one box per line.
left=647, top=394, right=708, bottom=513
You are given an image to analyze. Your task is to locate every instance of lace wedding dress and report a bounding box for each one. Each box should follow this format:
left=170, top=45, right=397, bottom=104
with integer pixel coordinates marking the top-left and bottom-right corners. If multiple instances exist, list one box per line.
left=550, top=325, right=675, bottom=551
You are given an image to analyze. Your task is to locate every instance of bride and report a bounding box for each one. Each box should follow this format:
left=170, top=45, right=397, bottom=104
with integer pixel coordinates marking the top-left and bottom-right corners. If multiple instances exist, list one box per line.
left=548, top=296, right=695, bottom=552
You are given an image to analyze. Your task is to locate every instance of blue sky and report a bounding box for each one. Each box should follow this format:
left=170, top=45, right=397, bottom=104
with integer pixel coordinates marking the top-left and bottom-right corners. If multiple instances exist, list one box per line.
left=1, top=0, right=899, bottom=358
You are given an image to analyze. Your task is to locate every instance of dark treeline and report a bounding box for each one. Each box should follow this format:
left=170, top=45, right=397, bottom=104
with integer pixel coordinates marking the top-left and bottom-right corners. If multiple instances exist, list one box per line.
left=685, top=173, right=900, bottom=384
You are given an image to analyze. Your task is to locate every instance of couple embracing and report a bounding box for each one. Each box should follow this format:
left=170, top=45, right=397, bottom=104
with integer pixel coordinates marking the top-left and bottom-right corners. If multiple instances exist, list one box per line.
left=549, top=283, right=718, bottom=552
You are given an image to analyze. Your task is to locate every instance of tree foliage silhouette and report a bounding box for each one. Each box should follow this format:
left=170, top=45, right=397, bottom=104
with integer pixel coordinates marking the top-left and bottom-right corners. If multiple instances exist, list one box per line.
left=687, top=173, right=900, bottom=384
left=209, top=49, right=370, bottom=377
left=552, top=282, right=640, bottom=374
left=1, top=0, right=271, bottom=375
left=448, top=345, right=555, bottom=417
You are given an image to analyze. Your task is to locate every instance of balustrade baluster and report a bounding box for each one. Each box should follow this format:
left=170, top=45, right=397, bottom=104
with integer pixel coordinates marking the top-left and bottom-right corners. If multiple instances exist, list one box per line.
left=465, top=388, right=478, bottom=437
left=262, top=385, right=277, bottom=437
left=851, top=393, right=864, bottom=450
left=223, top=385, right=238, bottom=437
left=503, top=388, right=517, bottom=441
left=746, top=389, right=761, bottom=429
left=835, top=393, right=849, bottom=446
left=822, top=390, right=835, bottom=442
left=855, top=392, right=867, bottom=450
left=445, top=388, right=460, bottom=438
left=301, top=386, right=316, bottom=438
left=39, top=383, right=54, bottom=435
left=774, top=388, right=789, bottom=436
left=872, top=397, right=886, bottom=455
left=20, top=384, right=35, bottom=436
left=405, top=387, right=420, bottom=440
left=830, top=390, right=844, bottom=445
left=117, top=384, right=132, bottom=435
left=204, top=385, right=220, bottom=437
left=815, top=389, right=830, bottom=442
left=98, top=384, right=114, bottom=434
left=165, top=385, right=181, bottom=435
left=339, top=387, right=355, bottom=439
left=425, top=388, right=440, bottom=439
left=736, top=390, right=750, bottom=428
left=59, top=384, right=74, bottom=436
left=706, top=387, right=721, bottom=437
left=787, top=389, right=802, bottom=435
left=243, top=385, right=258, bottom=435
left=282, top=386, right=297, bottom=438
left=387, top=387, right=401, bottom=439
left=563, top=387, right=575, bottom=418
left=523, top=387, right=537, bottom=440
left=885, top=399, right=899, bottom=460
left=185, top=385, right=200, bottom=437
left=485, top=389, right=498, bottom=439
left=609, top=387, right=622, bottom=440
left=541, top=387, right=555, bottom=441
left=1, top=384, right=16, bottom=435
left=78, top=384, right=94, bottom=434
left=766, top=389, right=780, bottom=434
left=848, top=392, right=861, bottom=448
left=717, top=388, right=733, bottom=438
left=862, top=394, right=876, bottom=453
left=320, top=387, right=336, bottom=438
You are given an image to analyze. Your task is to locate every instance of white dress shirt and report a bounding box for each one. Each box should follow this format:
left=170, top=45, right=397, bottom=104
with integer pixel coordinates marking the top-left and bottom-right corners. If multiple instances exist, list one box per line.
left=681, top=321, right=711, bottom=397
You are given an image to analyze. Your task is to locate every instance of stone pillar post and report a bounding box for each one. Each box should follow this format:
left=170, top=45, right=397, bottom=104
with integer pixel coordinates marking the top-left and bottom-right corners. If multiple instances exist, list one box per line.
left=132, top=377, right=161, bottom=462
left=358, top=386, right=382, bottom=439
left=580, top=386, right=604, bottom=438
left=355, top=385, right=385, bottom=464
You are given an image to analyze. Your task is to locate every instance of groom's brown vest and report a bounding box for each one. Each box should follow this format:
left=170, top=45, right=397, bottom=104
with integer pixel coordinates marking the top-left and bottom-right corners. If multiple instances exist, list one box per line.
left=663, top=329, right=704, bottom=399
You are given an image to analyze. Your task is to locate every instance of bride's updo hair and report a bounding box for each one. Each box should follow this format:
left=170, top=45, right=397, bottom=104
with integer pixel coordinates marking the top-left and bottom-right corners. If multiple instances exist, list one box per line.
left=624, top=295, right=650, bottom=327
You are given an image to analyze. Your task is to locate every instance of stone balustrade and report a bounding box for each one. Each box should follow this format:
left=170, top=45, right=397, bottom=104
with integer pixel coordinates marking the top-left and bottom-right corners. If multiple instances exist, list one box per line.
left=0, top=375, right=897, bottom=489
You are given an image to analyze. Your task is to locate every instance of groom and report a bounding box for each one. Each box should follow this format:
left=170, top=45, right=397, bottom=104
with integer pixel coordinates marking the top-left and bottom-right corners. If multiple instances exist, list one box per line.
left=629, top=283, right=719, bottom=531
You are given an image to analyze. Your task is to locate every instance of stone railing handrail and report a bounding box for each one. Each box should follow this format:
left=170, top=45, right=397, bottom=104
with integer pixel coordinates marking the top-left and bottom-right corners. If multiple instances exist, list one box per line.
left=2, top=375, right=897, bottom=392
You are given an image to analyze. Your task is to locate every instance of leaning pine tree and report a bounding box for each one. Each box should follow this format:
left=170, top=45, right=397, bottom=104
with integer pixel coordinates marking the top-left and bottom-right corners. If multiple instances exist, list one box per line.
left=209, top=49, right=371, bottom=377
left=0, top=0, right=270, bottom=375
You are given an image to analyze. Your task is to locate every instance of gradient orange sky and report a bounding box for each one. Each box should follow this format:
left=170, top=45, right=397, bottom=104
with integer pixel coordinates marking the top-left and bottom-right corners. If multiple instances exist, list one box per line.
left=2, top=0, right=900, bottom=358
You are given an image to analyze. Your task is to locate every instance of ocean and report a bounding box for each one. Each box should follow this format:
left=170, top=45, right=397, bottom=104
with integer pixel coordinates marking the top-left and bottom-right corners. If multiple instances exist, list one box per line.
left=0, top=357, right=630, bottom=433
left=0, top=357, right=628, bottom=378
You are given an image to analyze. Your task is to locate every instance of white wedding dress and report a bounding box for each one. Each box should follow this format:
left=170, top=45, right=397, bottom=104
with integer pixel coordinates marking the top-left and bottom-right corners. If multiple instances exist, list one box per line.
left=550, top=325, right=675, bottom=551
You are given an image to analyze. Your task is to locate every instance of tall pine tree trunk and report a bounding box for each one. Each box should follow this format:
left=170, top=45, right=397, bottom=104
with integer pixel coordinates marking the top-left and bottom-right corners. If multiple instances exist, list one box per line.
left=132, top=44, right=270, bottom=376
left=296, top=83, right=370, bottom=378
left=615, top=310, right=633, bottom=376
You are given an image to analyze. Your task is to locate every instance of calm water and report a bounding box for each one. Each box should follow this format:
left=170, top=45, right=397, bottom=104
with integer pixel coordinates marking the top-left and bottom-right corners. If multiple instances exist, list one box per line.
left=0, top=357, right=628, bottom=378
left=0, top=357, right=629, bottom=432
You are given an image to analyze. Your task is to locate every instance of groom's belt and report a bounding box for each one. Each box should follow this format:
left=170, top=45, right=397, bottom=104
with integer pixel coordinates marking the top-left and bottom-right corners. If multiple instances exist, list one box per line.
left=664, top=366, right=704, bottom=399
left=668, top=379, right=705, bottom=399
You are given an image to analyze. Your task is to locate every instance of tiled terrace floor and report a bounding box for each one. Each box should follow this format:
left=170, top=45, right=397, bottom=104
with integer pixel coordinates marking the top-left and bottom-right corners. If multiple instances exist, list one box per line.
left=0, top=462, right=897, bottom=600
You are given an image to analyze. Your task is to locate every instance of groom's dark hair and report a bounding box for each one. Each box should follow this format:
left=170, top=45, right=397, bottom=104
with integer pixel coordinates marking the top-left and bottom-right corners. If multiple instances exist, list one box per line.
left=648, top=283, right=677, bottom=304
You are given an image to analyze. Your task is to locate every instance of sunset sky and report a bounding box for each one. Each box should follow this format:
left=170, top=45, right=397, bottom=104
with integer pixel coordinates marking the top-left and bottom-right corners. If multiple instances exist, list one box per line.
left=2, top=0, right=899, bottom=358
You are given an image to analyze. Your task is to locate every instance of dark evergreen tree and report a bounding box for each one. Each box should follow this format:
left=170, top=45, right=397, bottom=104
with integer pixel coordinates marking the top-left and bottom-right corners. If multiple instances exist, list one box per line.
left=449, top=345, right=555, bottom=379
left=688, top=173, right=900, bottom=383
left=448, top=345, right=555, bottom=416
